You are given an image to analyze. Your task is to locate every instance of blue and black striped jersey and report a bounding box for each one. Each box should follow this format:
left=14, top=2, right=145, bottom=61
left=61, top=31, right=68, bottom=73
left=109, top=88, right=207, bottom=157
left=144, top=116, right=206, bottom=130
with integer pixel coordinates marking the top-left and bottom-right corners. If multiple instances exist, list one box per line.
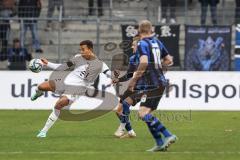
left=135, top=36, right=169, bottom=90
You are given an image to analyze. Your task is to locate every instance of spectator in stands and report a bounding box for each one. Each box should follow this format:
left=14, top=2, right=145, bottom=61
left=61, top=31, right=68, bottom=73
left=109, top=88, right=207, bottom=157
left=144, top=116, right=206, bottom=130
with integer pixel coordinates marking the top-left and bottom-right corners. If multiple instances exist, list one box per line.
left=45, top=0, right=66, bottom=31
left=0, top=0, right=16, bottom=60
left=7, top=38, right=32, bottom=70
left=235, top=0, right=240, bottom=24
left=18, top=0, right=43, bottom=53
left=88, top=0, right=103, bottom=17
left=199, top=0, right=219, bottom=25
left=160, top=0, right=177, bottom=24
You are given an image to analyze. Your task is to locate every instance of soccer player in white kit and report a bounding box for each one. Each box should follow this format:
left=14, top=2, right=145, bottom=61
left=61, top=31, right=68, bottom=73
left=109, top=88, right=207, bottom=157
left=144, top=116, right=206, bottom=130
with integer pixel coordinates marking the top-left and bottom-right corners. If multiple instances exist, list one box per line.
left=31, top=40, right=111, bottom=138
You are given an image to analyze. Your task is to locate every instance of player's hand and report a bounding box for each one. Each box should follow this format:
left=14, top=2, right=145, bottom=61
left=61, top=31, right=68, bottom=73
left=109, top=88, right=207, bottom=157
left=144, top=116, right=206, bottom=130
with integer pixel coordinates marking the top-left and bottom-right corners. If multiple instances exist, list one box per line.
left=112, top=77, right=119, bottom=85
left=40, top=58, right=48, bottom=66
left=162, top=55, right=174, bottom=67
left=113, top=70, right=120, bottom=78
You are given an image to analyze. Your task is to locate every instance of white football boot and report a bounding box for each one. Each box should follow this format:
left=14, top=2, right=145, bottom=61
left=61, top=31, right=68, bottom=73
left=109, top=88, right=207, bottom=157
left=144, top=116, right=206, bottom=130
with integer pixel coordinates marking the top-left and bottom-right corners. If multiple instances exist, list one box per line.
left=114, top=124, right=125, bottom=137
left=120, top=130, right=136, bottom=138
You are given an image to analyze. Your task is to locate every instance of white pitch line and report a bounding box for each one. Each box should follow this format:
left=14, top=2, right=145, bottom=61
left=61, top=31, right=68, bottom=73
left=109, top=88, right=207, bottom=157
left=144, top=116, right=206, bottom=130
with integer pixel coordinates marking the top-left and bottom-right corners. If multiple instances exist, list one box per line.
left=0, top=151, right=240, bottom=155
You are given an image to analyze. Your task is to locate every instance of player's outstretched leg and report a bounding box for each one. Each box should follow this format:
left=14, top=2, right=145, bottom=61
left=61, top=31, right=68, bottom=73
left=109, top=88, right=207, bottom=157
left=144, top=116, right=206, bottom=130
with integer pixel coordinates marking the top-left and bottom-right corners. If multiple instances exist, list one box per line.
left=37, top=96, right=69, bottom=138
left=31, top=81, right=55, bottom=101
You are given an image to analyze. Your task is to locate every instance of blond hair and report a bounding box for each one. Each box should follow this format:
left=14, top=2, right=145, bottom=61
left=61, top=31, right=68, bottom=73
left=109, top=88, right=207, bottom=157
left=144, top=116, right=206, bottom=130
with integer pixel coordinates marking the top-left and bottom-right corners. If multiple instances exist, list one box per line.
left=138, top=20, right=152, bottom=34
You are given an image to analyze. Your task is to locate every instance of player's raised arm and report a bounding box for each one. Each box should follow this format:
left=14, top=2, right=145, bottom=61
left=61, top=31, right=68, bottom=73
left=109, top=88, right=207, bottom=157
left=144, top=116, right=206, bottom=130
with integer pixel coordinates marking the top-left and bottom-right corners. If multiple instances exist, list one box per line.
left=41, top=58, right=75, bottom=71
left=41, top=58, right=61, bottom=70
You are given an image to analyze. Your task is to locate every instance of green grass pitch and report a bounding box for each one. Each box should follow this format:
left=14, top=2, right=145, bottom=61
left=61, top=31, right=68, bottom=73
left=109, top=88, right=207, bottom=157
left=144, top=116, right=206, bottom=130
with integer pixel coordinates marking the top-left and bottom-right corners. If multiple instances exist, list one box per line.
left=0, top=110, right=239, bottom=160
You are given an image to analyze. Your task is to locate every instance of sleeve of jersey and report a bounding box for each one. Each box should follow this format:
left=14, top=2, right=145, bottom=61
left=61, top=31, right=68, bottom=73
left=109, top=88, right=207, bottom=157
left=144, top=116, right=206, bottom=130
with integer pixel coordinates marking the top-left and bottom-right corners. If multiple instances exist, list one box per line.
left=159, top=41, right=169, bottom=58
left=47, top=60, right=74, bottom=70
left=102, top=62, right=111, bottom=78
left=137, top=41, right=149, bottom=57
left=46, top=62, right=62, bottom=70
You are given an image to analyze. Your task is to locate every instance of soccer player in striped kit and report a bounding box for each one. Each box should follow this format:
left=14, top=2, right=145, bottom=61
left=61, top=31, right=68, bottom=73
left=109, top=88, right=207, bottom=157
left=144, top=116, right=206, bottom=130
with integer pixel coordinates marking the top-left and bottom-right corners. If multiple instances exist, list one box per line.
left=127, top=20, right=177, bottom=152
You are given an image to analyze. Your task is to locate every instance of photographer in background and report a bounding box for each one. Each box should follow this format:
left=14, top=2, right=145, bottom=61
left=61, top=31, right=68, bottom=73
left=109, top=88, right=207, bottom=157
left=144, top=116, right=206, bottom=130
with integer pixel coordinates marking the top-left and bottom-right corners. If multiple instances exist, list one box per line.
left=7, top=38, right=32, bottom=70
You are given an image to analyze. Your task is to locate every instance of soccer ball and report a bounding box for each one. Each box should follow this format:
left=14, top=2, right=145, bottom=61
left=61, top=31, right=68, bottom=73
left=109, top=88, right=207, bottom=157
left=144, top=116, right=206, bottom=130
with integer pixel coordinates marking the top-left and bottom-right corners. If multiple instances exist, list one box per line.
left=29, top=59, right=43, bottom=73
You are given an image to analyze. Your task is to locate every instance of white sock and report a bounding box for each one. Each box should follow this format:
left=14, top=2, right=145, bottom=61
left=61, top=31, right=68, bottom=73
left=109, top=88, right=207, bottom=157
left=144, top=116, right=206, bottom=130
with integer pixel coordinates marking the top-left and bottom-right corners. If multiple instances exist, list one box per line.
left=120, top=123, right=126, bottom=129
left=41, top=109, right=60, bottom=133
left=128, top=129, right=134, bottom=134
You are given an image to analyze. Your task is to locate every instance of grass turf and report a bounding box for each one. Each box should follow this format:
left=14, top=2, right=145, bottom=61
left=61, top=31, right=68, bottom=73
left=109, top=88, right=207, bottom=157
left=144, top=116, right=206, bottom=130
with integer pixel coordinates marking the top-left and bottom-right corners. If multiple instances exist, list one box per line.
left=0, top=110, right=239, bottom=160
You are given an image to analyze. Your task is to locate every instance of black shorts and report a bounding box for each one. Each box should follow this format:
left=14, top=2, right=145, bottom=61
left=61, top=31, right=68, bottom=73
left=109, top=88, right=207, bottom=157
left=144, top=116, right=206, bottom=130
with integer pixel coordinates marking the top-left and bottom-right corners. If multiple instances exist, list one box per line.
left=120, top=86, right=166, bottom=109
left=140, top=96, right=162, bottom=110
left=140, top=86, right=166, bottom=110
left=119, top=89, right=141, bottom=106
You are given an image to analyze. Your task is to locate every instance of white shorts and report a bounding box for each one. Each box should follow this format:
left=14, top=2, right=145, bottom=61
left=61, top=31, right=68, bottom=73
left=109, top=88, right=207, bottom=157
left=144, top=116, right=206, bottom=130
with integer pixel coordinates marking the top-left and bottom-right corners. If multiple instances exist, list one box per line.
left=61, top=85, right=97, bottom=107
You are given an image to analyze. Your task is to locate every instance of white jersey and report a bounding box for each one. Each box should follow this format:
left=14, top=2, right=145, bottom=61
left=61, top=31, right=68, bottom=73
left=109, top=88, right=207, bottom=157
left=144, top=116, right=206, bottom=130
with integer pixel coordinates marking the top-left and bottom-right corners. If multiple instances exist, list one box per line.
left=47, top=54, right=111, bottom=94
left=64, top=56, right=110, bottom=86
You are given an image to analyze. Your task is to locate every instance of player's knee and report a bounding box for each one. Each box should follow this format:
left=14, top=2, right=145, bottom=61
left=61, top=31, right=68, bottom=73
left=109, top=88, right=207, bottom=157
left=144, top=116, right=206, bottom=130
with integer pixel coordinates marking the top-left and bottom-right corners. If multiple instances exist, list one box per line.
left=55, top=103, right=63, bottom=110
left=38, top=83, right=45, bottom=91
left=115, top=111, right=121, bottom=117
left=115, top=103, right=123, bottom=115
left=138, top=106, right=152, bottom=120
left=115, top=109, right=122, bottom=116
left=38, top=81, right=55, bottom=92
left=55, top=97, right=69, bottom=110
left=138, top=111, right=147, bottom=120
